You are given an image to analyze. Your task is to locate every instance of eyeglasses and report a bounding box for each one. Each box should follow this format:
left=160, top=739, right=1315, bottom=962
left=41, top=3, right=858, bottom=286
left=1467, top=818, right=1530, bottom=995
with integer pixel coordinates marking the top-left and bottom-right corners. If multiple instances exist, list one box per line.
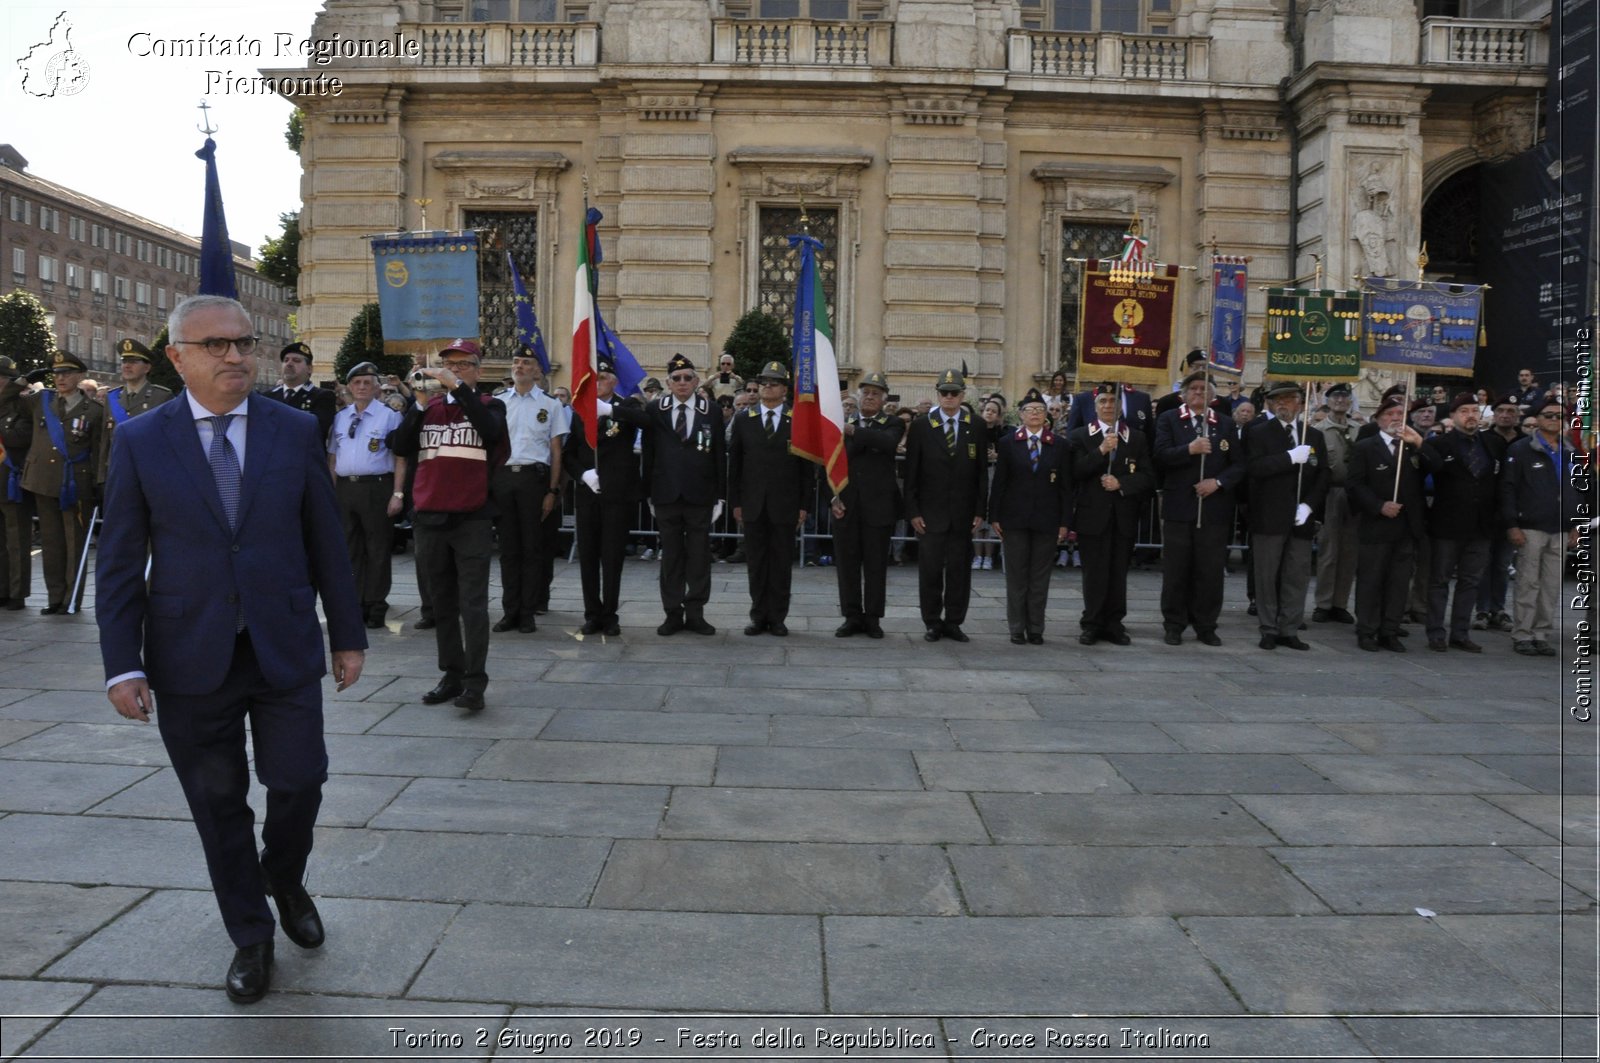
left=173, top=335, right=259, bottom=357
left=1537, top=411, right=1563, bottom=419
left=441, top=360, right=477, bottom=372
left=669, top=374, right=695, bottom=383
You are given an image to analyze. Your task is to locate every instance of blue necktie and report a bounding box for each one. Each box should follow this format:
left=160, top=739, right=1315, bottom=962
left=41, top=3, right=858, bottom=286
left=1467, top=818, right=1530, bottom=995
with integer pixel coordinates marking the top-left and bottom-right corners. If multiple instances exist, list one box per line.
left=208, top=415, right=241, bottom=530
left=1028, top=435, right=1040, bottom=472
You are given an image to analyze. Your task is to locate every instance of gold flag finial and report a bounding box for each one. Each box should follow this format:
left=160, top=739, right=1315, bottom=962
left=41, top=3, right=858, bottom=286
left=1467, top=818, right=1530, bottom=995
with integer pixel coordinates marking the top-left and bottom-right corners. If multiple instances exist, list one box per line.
left=414, top=198, right=432, bottom=231
left=1416, top=242, right=1429, bottom=281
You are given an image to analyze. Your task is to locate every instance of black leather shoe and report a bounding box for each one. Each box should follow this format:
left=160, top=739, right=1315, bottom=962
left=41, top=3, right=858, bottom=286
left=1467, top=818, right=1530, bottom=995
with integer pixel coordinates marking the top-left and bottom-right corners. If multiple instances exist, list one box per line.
left=1534, top=640, right=1557, bottom=657
left=1276, top=636, right=1310, bottom=651
left=865, top=623, right=884, bottom=639
left=769, top=622, right=788, bottom=637
left=924, top=627, right=941, bottom=642
left=1107, top=631, right=1132, bottom=646
left=1312, top=608, right=1332, bottom=623
left=1247, top=602, right=1258, bottom=616
left=1163, top=631, right=1183, bottom=646
left=744, top=623, right=768, bottom=636
left=1328, top=608, right=1356, bottom=624
left=1258, top=635, right=1278, bottom=650
left=1358, top=635, right=1381, bottom=651
left=1078, top=631, right=1099, bottom=646
left=1197, top=632, right=1222, bottom=647
left=4, top=599, right=24, bottom=611
left=422, top=680, right=464, bottom=704
left=518, top=622, right=537, bottom=634
left=1395, top=626, right=1411, bottom=637
left=363, top=617, right=384, bottom=630
left=1010, top=633, right=1026, bottom=645
left=835, top=619, right=863, bottom=638
left=413, top=617, right=436, bottom=630
left=1449, top=638, right=1484, bottom=654
left=262, top=872, right=324, bottom=949
left=1026, top=633, right=1044, bottom=646
left=603, top=622, right=622, bottom=637
left=657, top=615, right=684, bottom=636
left=1378, top=635, right=1407, bottom=652
left=39, top=604, right=64, bottom=615
left=942, top=625, right=970, bottom=643
left=580, top=620, right=604, bottom=635
left=1427, top=638, right=1448, bottom=652
left=492, top=616, right=519, bottom=633
left=684, top=618, right=716, bottom=636
left=225, top=941, right=273, bottom=1004
left=454, top=690, right=485, bottom=711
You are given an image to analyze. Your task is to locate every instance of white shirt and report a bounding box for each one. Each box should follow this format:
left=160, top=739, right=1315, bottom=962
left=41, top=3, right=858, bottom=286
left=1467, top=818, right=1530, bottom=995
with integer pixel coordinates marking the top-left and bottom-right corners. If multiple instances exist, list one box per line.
left=187, top=390, right=250, bottom=471
left=328, top=400, right=403, bottom=476
left=498, top=385, right=568, bottom=465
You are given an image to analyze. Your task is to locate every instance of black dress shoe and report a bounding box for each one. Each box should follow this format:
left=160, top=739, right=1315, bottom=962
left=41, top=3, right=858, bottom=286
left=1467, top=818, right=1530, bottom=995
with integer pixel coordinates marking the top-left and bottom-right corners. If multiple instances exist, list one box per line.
left=364, top=617, right=384, bottom=630
left=835, top=619, right=862, bottom=638
left=865, top=622, right=884, bottom=639
left=4, top=599, right=24, bottom=611
left=1395, top=626, right=1411, bottom=637
left=1197, top=632, right=1222, bottom=646
left=684, top=618, right=716, bottom=636
left=39, top=604, right=64, bottom=615
left=603, top=622, right=622, bottom=637
left=1106, top=631, right=1132, bottom=646
left=1312, top=608, right=1332, bottom=623
left=657, top=615, right=685, bottom=636
left=1010, top=633, right=1026, bottom=645
left=262, top=873, right=324, bottom=949
left=942, top=625, right=970, bottom=643
left=225, top=940, right=274, bottom=1004
left=924, top=627, right=942, bottom=642
left=1247, top=602, right=1258, bottom=616
left=769, top=622, right=788, bottom=637
left=1276, top=636, right=1310, bottom=651
left=454, top=690, right=485, bottom=711
left=1328, top=608, right=1356, bottom=624
left=1258, top=635, right=1278, bottom=650
left=580, top=620, right=604, bottom=635
left=744, top=623, right=768, bottom=636
left=1427, top=638, right=1448, bottom=652
left=413, top=617, right=437, bottom=630
left=1163, top=630, right=1183, bottom=646
left=492, top=616, right=520, bottom=633
left=1358, top=635, right=1381, bottom=651
left=1026, top=633, right=1044, bottom=646
left=1078, top=631, right=1099, bottom=646
left=518, top=622, right=537, bottom=634
left=1379, top=635, right=1407, bottom=652
left=422, top=680, right=464, bottom=704
left=1449, top=637, right=1484, bottom=654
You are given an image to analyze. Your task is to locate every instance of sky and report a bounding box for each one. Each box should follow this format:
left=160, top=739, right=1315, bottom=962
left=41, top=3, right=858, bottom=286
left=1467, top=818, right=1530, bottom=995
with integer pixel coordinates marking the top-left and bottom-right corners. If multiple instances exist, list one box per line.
left=4, top=0, right=329, bottom=256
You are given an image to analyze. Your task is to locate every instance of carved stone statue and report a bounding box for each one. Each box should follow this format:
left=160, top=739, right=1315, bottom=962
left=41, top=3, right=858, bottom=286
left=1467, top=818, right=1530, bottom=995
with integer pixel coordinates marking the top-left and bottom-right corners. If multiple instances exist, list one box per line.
left=1351, top=163, right=1395, bottom=277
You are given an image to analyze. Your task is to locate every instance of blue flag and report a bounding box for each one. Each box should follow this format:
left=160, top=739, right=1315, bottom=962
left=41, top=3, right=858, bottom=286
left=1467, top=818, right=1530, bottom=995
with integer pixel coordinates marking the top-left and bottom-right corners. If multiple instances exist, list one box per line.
left=195, top=138, right=237, bottom=299
left=506, top=251, right=549, bottom=373
left=581, top=205, right=646, bottom=397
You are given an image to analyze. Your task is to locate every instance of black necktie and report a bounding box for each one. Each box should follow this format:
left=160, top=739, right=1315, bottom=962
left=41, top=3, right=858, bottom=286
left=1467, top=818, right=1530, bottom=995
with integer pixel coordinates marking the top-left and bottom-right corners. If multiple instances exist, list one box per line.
left=765, top=410, right=776, bottom=439
left=1465, top=436, right=1487, bottom=477
left=676, top=405, right=688, bottom=440
left=944, top=416, right=956, bottom=453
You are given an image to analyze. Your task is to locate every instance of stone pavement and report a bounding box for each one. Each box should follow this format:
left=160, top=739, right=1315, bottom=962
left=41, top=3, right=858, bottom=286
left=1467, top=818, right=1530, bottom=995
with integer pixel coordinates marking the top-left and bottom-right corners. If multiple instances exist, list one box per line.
left=0, top=553, right=1593, bottom=1062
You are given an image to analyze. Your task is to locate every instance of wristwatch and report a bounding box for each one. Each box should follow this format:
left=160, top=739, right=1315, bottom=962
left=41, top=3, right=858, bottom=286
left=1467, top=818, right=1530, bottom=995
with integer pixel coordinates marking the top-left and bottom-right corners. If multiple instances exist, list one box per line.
left=392, top=491, right=404, bottom=499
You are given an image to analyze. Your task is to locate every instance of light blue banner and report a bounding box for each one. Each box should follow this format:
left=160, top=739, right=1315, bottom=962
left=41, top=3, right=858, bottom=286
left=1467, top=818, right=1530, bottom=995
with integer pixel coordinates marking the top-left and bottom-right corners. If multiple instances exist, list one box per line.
left=372, top=233, right=480, bottom=352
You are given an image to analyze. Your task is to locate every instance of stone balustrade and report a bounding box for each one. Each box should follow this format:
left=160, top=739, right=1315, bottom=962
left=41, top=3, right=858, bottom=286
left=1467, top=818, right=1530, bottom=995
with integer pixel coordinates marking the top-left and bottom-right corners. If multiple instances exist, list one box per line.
left=711, top=18, right=890, bottom=66
left=1007, top=30, right=1208, bottom=81
left=1420, top=17, right=1547, bottom=67
left=405, top=22, right=599, bottom=67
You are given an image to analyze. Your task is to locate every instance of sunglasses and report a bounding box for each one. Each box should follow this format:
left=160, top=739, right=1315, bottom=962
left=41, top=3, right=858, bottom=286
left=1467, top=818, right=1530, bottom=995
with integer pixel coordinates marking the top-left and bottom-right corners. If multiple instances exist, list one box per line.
left=669, top=374, right=695, bottom=383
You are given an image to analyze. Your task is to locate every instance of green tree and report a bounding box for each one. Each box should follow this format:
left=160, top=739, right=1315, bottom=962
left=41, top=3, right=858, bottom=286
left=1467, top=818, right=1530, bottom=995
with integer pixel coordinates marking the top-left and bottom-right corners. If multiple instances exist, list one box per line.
left=0, top=290, right=58, bottom=373
left=142, top=325, right=183, bottom=393
left=334, top=302, right=410, bottom=382
left=720, top=308, right=789, bottom=382
left=286, top=109, right=305, bottom=153
left=258, top=212, right=301, bottom=303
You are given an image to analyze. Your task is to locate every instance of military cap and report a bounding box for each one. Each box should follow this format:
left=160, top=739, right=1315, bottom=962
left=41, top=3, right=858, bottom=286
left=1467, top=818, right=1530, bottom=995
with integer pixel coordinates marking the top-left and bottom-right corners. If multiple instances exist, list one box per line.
left=1017, top=388, right=1047, bottom=410
left=596, top=353, right=616, bottom=375
left=51, top=352, right=88, bottom=373
left=1180, top=370, right=1210, bottom=390
left=1261, top=380, right=1305, bottom=400
left=1448, top=392, right=1479, bottom=413
left=345, top=361, right=381, bottom=383
left=935, top=369, right=966, bottom=393
left=1408, top=398, right=1435, bottom=415
left=859, top=371, right=889, bottom=392
left=749, top=361, right=784, bottom=384
left=439, top=339, right=481, bottom=359
left=1094, top=382, right=1120, bottom=397
left=1379, top=383, right=1407, bottom=402
left=1324, top=382, right=1351, bottom=396
left=1535, top=395, right=1565, bottom=415
left=117, top=338, right=152, bottom=362
left=641, top=376, right=663, bottom=392
left=1183, top=348, right=1207, bottom=367
left=1491, top=391, right=1520, bottom=409
left=280, top=341, right=313, bottom=362
left=666, top=353, right=696, bottom=375
left=1378, top=394, right=1408, bottom=415
left=0, top=356, right=17, bottom=378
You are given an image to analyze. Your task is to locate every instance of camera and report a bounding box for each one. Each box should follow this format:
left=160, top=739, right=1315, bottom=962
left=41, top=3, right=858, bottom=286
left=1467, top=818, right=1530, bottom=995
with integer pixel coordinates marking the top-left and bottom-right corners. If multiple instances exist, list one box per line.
left=409, top=370, right=430, bottom=384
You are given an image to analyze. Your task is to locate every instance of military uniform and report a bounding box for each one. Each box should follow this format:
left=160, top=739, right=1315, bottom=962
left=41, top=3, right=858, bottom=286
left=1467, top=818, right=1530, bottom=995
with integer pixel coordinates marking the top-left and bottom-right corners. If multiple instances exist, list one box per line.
left=98, top=338, right=175, bottom=484
left=22, top=353, right=105, bottom=611
left=1068, top=394, right=1154, bottom=644
left=903, top=369, right=987, bottom=641
left=1420, top=401, right=1498, bottom=649
left=832, top=372, right=900, bottom=637
left=1347, top=418, right=1427, bottom=648
left=1153, top=388, right=1243, bottom=644
left=1311, top=395, right=1360, bottom=623
left=328, top=362, right=407, bottom=629
left=0, top=361, right=35, bottom=606
left=568, top=363, right=642, bottom=635
left=1244, top=385, right=1330, bottom=648
left=988, top=390, right=1071, bottom=643
left=270, top=342, right=337, bottom=443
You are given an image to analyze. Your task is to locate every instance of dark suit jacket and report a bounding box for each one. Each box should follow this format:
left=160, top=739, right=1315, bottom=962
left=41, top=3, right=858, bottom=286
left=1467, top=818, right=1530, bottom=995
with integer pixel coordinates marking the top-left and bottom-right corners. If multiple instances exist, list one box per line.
left=565, top=403, right=642, bottom=504
left=1067, top=421, right=1154, bottom=535
left=96, top=393, right=366, bottom=696
left=988, top=427, right=1071, bottom=533
left=1154, top=404, right=1244, bottom=524
left=1346, top=432, right=1427, bottom=542
left=727, top=403, right=816, bottom=524
left=1421, top=430, right=1499, bottom=540
left=1065, top=386, right=1155, bottom=441
left=903, top=409, right=986, bottom=533
left=615, top=393, right=726, bottom=506
left=270, top=384, right=337, bottom=444
left=838, top=411, right=901, bottom=526
left=1243, top=416, right=1329, bottom=538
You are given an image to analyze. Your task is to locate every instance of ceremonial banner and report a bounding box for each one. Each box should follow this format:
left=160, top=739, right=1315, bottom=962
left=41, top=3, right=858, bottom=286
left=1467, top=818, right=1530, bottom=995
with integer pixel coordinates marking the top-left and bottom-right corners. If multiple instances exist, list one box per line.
left=1264, top=288, right=1361, bottom=381
left=371, top=233, right=480, bottom=360
left=1209, top=257, right=1248, bottom=374
left=1360, top=277, right=1482, bottom=377
left=788, top=233, right=848, bottom=496
left=571, top=207, right=599, bottom=449
left=1077, top=259, right=1180, bottom=386
left=195, top=138, right=237, bottom=299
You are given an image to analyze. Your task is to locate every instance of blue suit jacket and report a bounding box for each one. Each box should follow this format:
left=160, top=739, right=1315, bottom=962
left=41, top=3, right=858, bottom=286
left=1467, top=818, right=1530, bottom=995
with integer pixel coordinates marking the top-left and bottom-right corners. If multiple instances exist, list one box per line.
left=96, top=392, right=366, bottom=696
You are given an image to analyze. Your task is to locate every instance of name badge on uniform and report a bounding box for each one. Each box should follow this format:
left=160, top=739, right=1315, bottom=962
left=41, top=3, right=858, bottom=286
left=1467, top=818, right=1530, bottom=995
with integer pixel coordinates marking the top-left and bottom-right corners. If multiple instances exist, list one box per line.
left=967, top=443, right=976, bottom=459
left=537, top=409, right=549, bottom=424
left=368, top=437, right=382, bottom=453
left=1219, top=439, right=1230, bottom=451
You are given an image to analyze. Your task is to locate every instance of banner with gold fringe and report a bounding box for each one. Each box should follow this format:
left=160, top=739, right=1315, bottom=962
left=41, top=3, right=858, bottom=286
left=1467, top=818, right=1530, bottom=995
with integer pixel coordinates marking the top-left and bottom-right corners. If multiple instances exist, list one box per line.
left=1359, top=276, right=1482, bottom=378
left=371, top=232, right=481, bottom=362
left=1077, top=258, right=1180, bottom=387
left=1263, top=288, right=1361, bottom=381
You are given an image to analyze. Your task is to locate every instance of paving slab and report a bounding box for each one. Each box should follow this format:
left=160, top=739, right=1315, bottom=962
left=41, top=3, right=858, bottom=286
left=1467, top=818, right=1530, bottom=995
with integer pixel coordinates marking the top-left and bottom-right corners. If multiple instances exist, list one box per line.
left=824, top=915, right=1240, bottom=1013
left=321, top=732, right=498, bottom=777
left=0, top=759, right=155, bottom=813
left=712, top=746, right=921, bottom=790
left=1482, top=793, right=1600, bottom=845
left=1181, top=915, right=1550, bottom=1012
left=914, top=751, right=1133, bottom=794
left=1027, top=693, right=1226, bottom=722
left=768, top=715, right=955, bottom=749
left=1105, top=753, right=1343, bottom=794
left=726, top=663, right=892, bottom=691
left=1298, top=753, right=1539, bottom=794
left=863, top=689, right=1040, bottom=720
left=1207, top=694, right=1433, bottom=724
left=0, top=718, right=51, bottom=749
left=1507, top=846, right=1599, bottom=899
left=1470, top=753, right=1599, bottom=794
left=0, top=690, right=116, bottom=723
left=948, top=844, right=1327, bottom=916
left=1434, top=912, right=1598, bottom=1013
left=591, top=839, right=961, bottom=915
left=366, top=703, right=559, bottom=737
left=543, top=660, right=728, bottom=688
left=662, top=787, right=988, bottom=844
left=0, top=813, right=213, bottom=889
left=371, top=778, right=669, bottom=838
left=0, top=978, right=95, bottom=1060
left=973, top=794, right=1279, bottom=845
left=85, top=766, right=411, bottom=827
left=540, top=708, right=769, bottom=746
left=316, top=700, right=401, bottom=734
left=948, top=720, right=1184, bottom=753
left=1235, top=794, right=1563, bottom=846
left=1319, top=721, right=1561, bottom=755
left=1269, top=845, right=1586, bottom=914
left=409, top=904, right=822, bottom=1010
left=43, top=889, right=458, bottom=998
left=0, top=881, right=147, bottom=977
left=0, top=720, right=170, bottom=766
left=469, top=739, right=716, bottom=785
left=664, top=686, right=869, bottom=716
left=1156, top=721, right=1362, bottom=754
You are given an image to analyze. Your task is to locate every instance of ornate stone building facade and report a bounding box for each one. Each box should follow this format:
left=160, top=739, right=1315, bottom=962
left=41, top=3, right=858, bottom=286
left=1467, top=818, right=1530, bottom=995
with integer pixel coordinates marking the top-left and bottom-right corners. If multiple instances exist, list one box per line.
left=278, top=0, right=1548, bottom=399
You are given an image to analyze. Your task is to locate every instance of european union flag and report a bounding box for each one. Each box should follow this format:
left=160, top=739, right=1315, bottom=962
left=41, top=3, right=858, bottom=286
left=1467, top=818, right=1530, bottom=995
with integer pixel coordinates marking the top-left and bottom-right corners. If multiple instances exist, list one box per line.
left=195, top=138, right=237, bottom=299
left=506, top=251, right=549, bottom=373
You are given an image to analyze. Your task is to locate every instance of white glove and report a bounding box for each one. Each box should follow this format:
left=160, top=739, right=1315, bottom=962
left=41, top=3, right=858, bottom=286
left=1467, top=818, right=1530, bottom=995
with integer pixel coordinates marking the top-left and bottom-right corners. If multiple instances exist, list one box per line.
left=1288, top=444, right=1312, bottom=465
left=594, top=399, right=613, bottom=417
left=581, top=469, right=601, bottom=494
left=648, top=502, right=655, bottom=518
left=1294, top=502, right=1312, bottom=526
left=712, top=500, right=724, bottom=523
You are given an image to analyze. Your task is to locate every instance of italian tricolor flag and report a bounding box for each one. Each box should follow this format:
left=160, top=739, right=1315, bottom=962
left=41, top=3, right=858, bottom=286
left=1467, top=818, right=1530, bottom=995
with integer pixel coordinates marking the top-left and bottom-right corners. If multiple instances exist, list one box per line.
left=787, top=233, right=848, bottom=496
left=571, top=207, right=600, bottom=448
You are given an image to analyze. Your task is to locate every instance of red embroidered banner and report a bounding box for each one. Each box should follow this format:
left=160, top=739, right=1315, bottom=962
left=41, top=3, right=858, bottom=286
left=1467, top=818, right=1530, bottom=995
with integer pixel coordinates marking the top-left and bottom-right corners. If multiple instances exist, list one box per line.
left=1076, top=259, right=1180, bottom=386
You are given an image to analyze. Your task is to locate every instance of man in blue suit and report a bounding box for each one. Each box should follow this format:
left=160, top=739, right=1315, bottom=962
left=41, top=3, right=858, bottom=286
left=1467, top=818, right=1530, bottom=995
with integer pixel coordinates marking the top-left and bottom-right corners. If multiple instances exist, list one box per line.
left=97, top=295, right=367, bottom=1005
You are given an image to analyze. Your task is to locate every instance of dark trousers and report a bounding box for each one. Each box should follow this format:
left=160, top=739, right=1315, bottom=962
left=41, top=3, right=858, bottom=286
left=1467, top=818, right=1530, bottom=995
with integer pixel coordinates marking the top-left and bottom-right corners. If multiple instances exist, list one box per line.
left=416, top=516, right=493, bottom=693
left=1252, top=533, right=1312, bottom=637
left=655, top=501, right=712, bottom=620
left=1355, top=535, right=1417, bottom=639
left=538, top=504, right=562, bottom=611
left=833, top=516, right=891, bottom=620
left=34, top=489, right=91, bottom=609
left=335, top=475, right=394, bottom=616
left=917, top=524, right=973, bottom=626
left=1002, top=527, right=1058, bottom=635
left=1476, top=536, right=1513, bottom=614
left=1428, top=536, right=1489, bottom=641
left=743, top=515, right=797, bottom=625
left=0, top=495, right=33, bottom=600
left=1160, top=518, right=1229, bottom=635
left=575, top=493, right=629, bottom=625
left=156, top=632, right=325, bottom=948
left=1078, top=530, right=1134, bottom=635
left=490, top=465, right=549, bottom=622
